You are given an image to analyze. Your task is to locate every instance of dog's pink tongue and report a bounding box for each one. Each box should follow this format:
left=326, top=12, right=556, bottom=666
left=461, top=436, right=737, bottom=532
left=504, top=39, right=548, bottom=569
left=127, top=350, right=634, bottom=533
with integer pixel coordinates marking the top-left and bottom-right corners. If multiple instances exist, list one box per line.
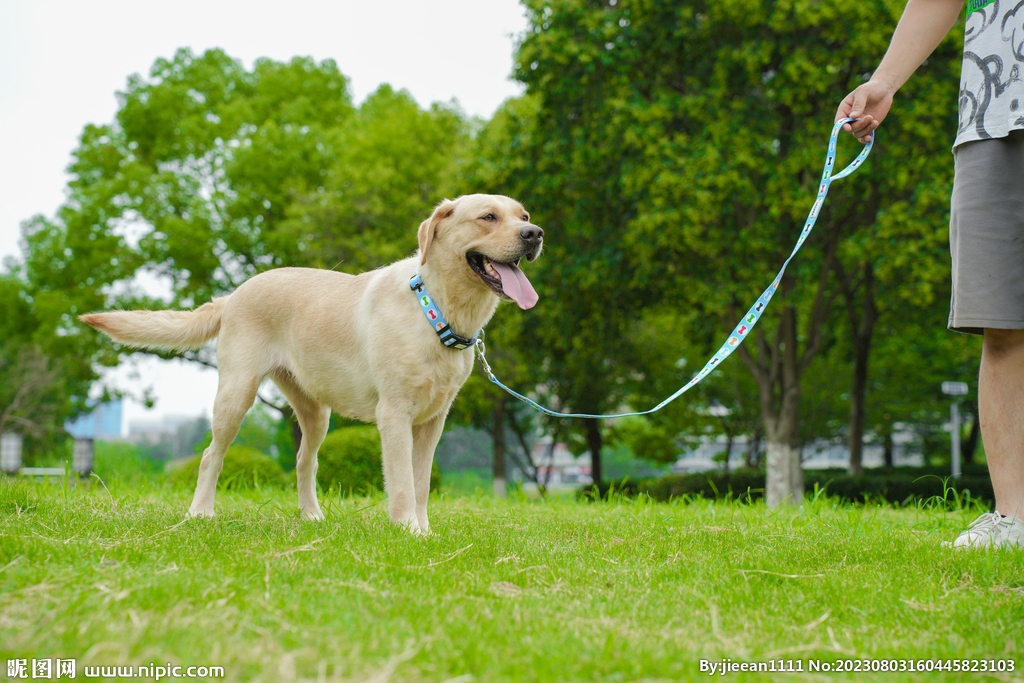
left=491, top=261, right=539, bottom=310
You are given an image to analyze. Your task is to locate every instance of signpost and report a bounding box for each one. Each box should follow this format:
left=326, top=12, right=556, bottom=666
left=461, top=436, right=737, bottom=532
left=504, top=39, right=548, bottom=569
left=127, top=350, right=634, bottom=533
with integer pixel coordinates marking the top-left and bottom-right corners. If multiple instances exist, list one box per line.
left=73, top=438, right=94, bottom=477
left=941, top=381, right=969, bottom=480
left=0, top=433, right=22, bottom=474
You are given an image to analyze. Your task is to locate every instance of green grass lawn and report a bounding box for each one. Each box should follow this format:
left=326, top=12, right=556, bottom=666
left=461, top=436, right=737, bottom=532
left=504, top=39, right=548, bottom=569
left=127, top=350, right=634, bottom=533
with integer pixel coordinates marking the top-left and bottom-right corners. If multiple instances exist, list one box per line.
left=1, top=476, right=1022, bottom=682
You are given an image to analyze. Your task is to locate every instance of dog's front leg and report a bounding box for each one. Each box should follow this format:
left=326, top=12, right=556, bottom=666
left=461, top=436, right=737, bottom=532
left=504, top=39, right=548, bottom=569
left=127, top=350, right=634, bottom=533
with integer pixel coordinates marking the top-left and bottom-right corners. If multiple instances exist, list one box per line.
left=412, top=414, right=446, bottom=534
left=376, top=404, right=421, bottom=534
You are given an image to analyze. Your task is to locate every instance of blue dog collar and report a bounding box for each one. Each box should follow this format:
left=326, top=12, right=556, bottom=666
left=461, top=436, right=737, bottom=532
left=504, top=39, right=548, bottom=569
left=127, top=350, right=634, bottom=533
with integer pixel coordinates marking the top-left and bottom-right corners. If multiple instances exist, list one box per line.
left=410, top=274, right=479, bottom=350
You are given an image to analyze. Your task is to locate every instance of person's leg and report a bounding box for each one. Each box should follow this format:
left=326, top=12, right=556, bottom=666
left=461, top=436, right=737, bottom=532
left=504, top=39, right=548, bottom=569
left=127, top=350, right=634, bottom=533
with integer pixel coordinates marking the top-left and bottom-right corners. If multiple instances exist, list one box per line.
left=979, top=328, right=1024, bottom=520
left=946, top=133, right=1024, bottom=547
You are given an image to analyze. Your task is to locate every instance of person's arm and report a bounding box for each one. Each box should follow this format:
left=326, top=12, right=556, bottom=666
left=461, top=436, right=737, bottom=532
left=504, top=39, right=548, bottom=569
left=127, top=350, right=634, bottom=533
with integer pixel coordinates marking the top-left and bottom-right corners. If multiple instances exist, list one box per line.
left=835, top=0, right=965, bottom=143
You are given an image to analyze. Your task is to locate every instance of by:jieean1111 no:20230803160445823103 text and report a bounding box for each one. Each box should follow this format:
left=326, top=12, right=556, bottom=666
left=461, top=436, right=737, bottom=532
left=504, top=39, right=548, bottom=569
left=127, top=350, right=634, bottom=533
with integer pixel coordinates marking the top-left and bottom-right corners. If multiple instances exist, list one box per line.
left=699, top=657, right=1016, bottom=676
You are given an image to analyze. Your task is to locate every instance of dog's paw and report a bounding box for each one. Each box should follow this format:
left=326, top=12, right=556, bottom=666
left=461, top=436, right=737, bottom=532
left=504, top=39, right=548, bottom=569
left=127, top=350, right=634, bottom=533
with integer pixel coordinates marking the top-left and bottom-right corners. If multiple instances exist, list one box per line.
left=187, top=508, right=215, bottom=520
left=390, top=513, right=424, bottom=535
left=300, top=507, right=326, bottom=522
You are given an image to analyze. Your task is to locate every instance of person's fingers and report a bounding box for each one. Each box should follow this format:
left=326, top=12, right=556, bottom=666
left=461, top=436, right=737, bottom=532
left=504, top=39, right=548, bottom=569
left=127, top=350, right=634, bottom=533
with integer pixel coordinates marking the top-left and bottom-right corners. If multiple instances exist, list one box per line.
left=849, top=87, right=869, bottom=121
left=836, top=90, right=857, bottom=126
left=837, top=83, right=887, bottom=139
left=849, top=115, right=874, bottom=136
left=858, top=120, right=880, bottom=144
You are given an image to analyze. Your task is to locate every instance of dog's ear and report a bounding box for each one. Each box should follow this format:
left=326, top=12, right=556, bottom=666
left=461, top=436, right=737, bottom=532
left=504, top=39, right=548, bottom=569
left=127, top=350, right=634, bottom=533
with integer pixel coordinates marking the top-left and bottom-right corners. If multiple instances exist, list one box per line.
left=417, top=199, right=456, bottom=266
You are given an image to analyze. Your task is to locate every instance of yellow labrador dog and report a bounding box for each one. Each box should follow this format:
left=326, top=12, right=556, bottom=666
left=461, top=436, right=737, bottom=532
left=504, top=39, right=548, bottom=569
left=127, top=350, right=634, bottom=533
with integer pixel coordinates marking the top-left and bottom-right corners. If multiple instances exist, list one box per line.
left=81, top=194, right=542, bottom=534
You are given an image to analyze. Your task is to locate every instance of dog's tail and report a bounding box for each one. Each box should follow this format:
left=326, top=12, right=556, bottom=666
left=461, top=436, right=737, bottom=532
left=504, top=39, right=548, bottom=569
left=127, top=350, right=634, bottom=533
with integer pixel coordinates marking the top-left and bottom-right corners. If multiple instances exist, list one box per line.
left=79, top=297, right=228, bottom=351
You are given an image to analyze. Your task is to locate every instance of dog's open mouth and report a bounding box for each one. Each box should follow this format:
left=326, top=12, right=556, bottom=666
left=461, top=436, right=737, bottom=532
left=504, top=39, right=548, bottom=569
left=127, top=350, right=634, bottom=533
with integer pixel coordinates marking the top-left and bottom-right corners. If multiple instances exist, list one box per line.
left=467, top=252, right=539, bottom=310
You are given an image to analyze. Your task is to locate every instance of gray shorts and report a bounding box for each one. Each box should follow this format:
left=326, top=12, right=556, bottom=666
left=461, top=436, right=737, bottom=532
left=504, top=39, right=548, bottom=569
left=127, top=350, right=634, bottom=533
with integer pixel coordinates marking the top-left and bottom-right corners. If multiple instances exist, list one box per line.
left=948, top=130, right=1024, bottom=335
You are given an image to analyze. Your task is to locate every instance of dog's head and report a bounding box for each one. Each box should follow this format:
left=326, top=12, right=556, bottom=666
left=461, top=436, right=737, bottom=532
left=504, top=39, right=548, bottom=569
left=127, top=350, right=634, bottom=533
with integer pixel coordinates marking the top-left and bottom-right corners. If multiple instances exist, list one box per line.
left=417, top=194, right=543, bottom=310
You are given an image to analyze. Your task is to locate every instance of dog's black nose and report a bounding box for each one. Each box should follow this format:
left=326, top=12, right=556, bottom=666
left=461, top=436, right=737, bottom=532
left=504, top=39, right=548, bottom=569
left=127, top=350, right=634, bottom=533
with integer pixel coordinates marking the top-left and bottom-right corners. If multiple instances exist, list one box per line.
left=519, top=225, right=544, bottom=244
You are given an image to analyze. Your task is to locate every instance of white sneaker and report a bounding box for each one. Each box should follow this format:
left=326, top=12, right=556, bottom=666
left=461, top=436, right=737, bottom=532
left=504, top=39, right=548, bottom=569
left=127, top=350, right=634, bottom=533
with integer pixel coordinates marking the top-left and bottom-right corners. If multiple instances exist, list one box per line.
left=947, top=511, right=1024, bottom=549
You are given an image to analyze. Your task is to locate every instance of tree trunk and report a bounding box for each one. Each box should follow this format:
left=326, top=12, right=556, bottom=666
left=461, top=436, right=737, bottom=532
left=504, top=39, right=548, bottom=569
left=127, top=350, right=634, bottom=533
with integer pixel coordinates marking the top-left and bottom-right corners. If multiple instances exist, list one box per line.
left=733, top=228, right=841, bottom=507
left=744, top=424, right=763, bottom=468
left=584, top=418, right=603, bottom=485
left=837, top=261, right=876, bottom=476
left=492, top=397, right=507, bottom=498
left=541, top=440, right=555, bottom=489
left=774, top=304, right=803, bottom=506
left=507, top=407, right=549, bottom=500
left=722, top=432, right=734, bottom=472
left=883, top=426, right=894, bottom=468
left=961, top=405, right=980, bottom=465
left=847, top=339, right=869, bottom=475
left=765, top=416, right=803, bottom=506
left=754, top=305, right=806, bottom=507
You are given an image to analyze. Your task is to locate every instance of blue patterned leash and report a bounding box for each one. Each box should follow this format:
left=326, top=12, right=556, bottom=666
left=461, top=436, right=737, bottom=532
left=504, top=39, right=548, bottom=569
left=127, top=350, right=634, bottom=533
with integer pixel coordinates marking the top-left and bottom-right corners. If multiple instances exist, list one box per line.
left=475, top=118, right=874, bottom=419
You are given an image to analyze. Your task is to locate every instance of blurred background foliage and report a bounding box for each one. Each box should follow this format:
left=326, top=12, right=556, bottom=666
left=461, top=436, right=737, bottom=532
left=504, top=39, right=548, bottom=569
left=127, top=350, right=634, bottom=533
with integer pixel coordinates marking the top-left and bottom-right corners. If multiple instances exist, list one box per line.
left=2, top=0, right=981, bottom=494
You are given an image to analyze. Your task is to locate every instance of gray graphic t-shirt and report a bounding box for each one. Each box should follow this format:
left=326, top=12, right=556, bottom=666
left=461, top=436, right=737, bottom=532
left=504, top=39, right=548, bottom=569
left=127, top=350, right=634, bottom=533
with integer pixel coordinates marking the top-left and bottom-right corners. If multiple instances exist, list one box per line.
left=955, top=0, right=1024, bottom=147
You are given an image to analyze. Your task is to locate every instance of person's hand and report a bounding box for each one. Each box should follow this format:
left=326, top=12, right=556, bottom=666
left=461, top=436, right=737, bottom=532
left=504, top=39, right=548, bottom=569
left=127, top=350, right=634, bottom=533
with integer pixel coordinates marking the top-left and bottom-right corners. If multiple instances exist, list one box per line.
left=835, top=79, right=894, bottom=144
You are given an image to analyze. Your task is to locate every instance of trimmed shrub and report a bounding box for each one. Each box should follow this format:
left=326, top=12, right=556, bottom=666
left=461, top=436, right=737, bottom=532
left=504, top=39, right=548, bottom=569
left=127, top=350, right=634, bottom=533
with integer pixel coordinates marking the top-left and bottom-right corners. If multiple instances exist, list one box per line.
left=93, top=441, right=163, bottom=484
left=804, top=471, right=993, bottom=506
left=168, top=445, right=288, bottom=490
left=640, top=468, right=768, bottom=502
left=315, top=426, right=441, bottom=496
left=578, top=477, right=642, bottom=500
left=579, top=467, right=995, bottom=506
left=316, top=427, right=383, bottom=495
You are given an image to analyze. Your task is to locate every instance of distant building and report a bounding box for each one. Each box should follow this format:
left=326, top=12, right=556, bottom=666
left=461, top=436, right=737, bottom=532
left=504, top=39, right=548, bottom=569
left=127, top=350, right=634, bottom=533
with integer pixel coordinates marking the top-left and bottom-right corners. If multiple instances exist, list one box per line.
left=519, top=429, right=925, bottom=488
left=671, top=432, right=924, bottom=473
left=127, top=414, right=203, bottom=445
left=64, top=400, right=123, bottom=441
left=526, top=440, right=593, bottom=488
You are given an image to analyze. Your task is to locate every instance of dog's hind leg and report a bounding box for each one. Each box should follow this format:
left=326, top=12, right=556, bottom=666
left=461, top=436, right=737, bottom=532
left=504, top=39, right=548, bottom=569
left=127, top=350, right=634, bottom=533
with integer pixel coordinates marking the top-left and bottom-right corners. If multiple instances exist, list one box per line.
left=272, top=370, right=330, bottom=521
left=188, top=374, right=260, bottom=518
left=412, top=413, right=446, bottom=534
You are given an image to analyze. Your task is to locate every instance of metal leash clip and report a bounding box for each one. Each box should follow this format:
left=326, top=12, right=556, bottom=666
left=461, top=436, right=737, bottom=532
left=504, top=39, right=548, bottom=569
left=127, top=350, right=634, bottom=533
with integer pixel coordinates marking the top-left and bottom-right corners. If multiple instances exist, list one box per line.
left=474, top=330, right=495, bottom=380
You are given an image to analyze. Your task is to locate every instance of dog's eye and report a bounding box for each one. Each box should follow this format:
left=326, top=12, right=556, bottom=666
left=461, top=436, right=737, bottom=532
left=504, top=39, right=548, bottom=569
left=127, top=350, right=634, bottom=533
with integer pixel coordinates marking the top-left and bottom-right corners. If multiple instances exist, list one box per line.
left=522, top=214, right=529, bottom=221
left=481, top=213, right=498, bottom=222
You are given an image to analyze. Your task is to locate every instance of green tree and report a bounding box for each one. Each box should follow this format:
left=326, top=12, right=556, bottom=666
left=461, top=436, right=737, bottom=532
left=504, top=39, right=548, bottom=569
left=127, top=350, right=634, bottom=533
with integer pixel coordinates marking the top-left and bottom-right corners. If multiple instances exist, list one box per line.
left=16, top=49, right=355, bottom=445
left=625, top=308, right=767, bottom=469
left=0, top=274, right=100, bottom=461
left=23, top=48, right=472, bottom=449
left=472, top=72, right=657, bottom=484
left=84, top=48, right=354, bottom=304
left=861, top=315, right=981, bottom=466
left=831, top=109, right=962, bottom=472
left=511, top=0, right=963, bottom=504
left=453, top=95, right=556, bottom=493
left=446, top=308, right=550, bottom=495
left=284, top=84, right=472, bottom=271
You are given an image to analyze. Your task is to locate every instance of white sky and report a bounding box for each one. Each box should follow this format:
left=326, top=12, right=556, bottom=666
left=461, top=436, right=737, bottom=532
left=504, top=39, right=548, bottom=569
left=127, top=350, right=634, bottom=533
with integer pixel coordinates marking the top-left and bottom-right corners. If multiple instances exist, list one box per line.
left=0, top=0, right=528, bottom=433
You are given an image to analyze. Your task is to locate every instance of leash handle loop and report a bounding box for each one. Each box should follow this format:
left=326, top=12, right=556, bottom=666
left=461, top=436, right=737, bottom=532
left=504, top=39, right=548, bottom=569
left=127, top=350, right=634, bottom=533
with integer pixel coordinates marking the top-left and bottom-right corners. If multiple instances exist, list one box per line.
left=478, top=119, right=874, bottom=420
